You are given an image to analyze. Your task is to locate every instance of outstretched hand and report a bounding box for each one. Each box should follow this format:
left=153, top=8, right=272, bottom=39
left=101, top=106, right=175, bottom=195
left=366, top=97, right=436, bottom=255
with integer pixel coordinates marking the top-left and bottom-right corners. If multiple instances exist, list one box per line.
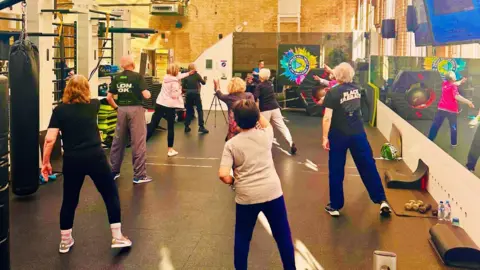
left=313, top=75, right=321, bottom=81
left=213, top=79, right=220, bottom=91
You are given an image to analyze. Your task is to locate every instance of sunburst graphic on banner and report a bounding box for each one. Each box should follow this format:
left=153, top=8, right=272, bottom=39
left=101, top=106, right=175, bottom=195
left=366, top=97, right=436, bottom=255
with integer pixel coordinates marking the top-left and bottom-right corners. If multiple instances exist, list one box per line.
left=423, top=57, right=466, bottom=79
left=280, top=47, right=318, bottom=85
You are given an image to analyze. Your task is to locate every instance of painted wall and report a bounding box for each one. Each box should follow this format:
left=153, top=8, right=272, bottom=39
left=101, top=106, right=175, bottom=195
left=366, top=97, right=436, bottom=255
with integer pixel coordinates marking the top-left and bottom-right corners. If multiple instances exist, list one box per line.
left=194, top=33, right=232, bottom=111
left=377, top=101, right=480, bottom=245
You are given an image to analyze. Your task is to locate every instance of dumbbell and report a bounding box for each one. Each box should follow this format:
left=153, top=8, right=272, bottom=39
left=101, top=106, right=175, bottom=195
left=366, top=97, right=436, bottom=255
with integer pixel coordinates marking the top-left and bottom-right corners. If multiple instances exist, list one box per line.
left=404, top=200, right=416, bottom=211
left=419, top=204, right=432, bottom=214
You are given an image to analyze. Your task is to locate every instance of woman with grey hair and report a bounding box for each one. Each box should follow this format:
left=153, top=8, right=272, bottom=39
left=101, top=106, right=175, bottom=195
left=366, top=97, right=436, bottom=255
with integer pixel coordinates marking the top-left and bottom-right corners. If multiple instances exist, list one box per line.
left=428, top=71, right=472, bottom=147
left=322, top=62, right=391, bottom=217
left=254, top=68, right=297, bottom=155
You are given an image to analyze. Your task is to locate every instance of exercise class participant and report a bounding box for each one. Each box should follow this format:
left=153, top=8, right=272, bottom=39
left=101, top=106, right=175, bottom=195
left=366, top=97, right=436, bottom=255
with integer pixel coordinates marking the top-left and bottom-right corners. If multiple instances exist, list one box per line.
left=428, top=71, right=472, bottom=147
left=147, top=63, right=194, bottom=157
left=41, top=75, right=131, bottom=254
left=183, top=63, right=209, bottom=134
left=322, top=62, right=391, bottom=217
left=214, top=77, right=255, bottom=141
left=218, top=100, right=296, bottom=269
left=252, top=60, right=265, bottom=81
left=107, top=55, right=152, bottom=184
left=254, top=68, right=297, bottom=155
left=245, top=73, right=256, bottom=95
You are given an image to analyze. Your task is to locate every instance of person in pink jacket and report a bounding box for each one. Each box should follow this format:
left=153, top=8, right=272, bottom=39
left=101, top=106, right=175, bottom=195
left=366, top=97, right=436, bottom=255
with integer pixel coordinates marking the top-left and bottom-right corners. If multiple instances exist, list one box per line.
left=428, top=71, right=472, bottom=147
left=147, top=64, right=194, bottom=157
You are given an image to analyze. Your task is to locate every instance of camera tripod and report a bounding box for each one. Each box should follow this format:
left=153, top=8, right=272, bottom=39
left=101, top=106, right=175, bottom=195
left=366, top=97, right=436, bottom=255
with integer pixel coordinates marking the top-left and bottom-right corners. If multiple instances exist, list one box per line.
left=205, top=94, right=227, bottom=128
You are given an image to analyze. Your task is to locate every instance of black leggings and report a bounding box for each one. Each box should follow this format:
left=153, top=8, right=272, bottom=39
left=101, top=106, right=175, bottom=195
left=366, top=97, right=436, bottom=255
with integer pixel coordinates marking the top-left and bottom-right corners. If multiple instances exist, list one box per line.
left=60, top=149, right=121, bottom=230
left=147, top=104, right=176, bottom=147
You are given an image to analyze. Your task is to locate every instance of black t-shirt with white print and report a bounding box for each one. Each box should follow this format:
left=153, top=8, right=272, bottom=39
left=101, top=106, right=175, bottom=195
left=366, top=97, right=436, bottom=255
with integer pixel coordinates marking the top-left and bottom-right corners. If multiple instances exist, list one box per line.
left=109, top=70, right=148, bottom=106
left=323, top=83, right=364, bottom=136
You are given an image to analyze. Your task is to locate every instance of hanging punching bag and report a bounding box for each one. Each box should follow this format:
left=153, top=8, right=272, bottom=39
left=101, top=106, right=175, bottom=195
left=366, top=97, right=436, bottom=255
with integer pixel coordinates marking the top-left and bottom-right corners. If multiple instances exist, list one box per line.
left=0, top=75, right=10, bottom=270
left=9, top=39, right=40, bottom=196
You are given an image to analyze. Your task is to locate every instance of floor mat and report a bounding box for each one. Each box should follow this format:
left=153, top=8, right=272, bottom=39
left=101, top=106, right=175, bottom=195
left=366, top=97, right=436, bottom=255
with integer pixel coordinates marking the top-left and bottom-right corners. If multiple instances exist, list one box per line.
left=380, top=172, right=437, bottom=218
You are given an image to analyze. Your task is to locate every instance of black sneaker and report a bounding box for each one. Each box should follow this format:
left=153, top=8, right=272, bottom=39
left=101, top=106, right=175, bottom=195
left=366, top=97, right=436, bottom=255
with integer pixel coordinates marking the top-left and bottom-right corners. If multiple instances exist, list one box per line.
left=325, top=204, right=340, bottom=216
left=185, top=126, right=191, bottom=133
left=290, top=143, right=297, bottom=155
left=112, top=172, right=120, bottom=181
left=380, top=201, right=392, bottom=216
left=199, top=126, right=209, bottom=134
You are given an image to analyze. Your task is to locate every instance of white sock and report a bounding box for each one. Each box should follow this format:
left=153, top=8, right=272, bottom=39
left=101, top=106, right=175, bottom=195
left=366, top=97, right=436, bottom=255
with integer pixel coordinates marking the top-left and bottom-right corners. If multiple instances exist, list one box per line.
left=110, top=223, right=123, bottom=239
left=61, top=229, right=72, bottom=243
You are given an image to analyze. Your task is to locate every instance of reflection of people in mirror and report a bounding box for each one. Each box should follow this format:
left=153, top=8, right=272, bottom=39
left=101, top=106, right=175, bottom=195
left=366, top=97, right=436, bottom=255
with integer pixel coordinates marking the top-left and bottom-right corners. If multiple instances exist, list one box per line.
left=428, top=71, right=472, bottom=147
left=466, top=110, right=480, bottom=172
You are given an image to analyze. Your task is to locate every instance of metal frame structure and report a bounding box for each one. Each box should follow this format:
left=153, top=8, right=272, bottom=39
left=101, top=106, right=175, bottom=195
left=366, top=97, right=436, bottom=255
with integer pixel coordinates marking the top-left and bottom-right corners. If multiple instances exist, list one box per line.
left=52, top=21, right=77, bottom=105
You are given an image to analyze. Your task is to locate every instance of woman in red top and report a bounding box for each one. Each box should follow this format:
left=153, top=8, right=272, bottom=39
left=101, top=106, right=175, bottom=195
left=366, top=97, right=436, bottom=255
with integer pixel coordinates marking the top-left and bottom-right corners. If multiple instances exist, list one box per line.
left=428, top=71, right=472, bottom=147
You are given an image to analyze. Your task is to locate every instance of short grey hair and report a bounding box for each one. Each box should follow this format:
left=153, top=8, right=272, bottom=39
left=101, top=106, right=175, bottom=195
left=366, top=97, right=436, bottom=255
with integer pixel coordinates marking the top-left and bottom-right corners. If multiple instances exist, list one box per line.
left=259, top=68, right=271, bottom=81
left=333, top=62, right=355, bottom=83
left=445, top=71, right=457, bottom=82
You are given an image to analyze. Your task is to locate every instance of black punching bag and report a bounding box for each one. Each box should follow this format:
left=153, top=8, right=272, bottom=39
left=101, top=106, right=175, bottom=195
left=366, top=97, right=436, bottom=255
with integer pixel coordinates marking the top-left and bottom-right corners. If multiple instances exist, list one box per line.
left=0, top=75, right=10, bottom=269
left=9, top=39, right=40, bottom=196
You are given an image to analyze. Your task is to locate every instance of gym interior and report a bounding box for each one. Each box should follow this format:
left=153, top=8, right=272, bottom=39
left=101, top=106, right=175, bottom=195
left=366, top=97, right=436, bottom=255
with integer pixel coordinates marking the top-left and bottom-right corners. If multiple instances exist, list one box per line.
left=1, top=0, right=480, bottom=269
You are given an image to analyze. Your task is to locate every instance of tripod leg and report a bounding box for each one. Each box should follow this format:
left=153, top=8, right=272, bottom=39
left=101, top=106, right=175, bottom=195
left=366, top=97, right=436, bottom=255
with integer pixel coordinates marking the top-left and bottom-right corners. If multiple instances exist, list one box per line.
left=205, top=95, right=216, bottom=124
left=214, top=95, right=218, bottom=128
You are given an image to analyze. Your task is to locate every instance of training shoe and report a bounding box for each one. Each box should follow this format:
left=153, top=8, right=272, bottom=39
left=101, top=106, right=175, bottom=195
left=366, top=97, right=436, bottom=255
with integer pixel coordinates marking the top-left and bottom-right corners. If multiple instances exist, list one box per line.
left=451, top=144, right=458, bottom=148
left=133, top=176, right=153, bottom=184
left=167, top=150, right=178, bottom=157
left=199, top=126, right=209, bottom=134
left=185, top=126, right=191, bottom=133
left=325, top=204, right=340, bottom=217
left=59, top=238, right=75, bottom=254
left=290, top=143, right=297, bottom=155
left=112, top=172, right=120, bottom=181
left=380, top=201, right=392, bottom=216
left=111, top=236, right=132, bottom=249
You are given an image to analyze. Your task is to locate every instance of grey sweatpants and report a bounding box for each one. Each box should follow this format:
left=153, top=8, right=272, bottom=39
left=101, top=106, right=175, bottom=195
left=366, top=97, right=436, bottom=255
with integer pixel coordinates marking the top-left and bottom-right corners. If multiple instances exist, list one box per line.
left=110, top=106, right=147, bottom=179
left=261, top=108, right=293, bottom=147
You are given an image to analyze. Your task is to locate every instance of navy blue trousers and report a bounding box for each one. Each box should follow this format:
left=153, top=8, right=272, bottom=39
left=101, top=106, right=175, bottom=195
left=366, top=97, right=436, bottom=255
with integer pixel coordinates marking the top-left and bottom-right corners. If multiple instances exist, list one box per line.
left=235, top=196, right=296, bottom=270
left=328, top=129, right=387, bottom=210
left=428, top=110, right=458, bottom=146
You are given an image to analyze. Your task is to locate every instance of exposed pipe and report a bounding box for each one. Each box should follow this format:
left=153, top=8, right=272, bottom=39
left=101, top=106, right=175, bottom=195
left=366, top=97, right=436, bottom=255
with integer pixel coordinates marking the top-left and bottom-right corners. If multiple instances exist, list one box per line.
left=0, top=0, right=23, bottom=11
left=98, top=3, right=151, bottom=7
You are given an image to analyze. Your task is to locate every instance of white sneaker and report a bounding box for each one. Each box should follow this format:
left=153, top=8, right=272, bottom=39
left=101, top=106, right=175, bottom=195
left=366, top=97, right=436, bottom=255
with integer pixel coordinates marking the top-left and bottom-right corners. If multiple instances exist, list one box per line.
left=380, top=201, right=392, bottom=216
left=167, top=150, right=178, bottom=157
left=59, top=238, right=75, bottom=254
left=111, top=236, right=132, bottom=249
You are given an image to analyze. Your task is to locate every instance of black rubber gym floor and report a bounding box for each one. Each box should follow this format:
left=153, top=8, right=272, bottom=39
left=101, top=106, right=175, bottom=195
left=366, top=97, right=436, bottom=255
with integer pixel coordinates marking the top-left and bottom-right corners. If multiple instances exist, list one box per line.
left=10, top=111, right=455, bottom=269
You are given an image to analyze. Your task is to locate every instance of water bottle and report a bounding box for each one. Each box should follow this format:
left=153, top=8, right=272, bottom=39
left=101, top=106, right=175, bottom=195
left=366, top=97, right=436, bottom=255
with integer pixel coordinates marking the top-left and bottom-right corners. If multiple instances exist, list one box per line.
left=438, top=201, right=445, bottom=221
left=445, top=200, right=452, bottom=222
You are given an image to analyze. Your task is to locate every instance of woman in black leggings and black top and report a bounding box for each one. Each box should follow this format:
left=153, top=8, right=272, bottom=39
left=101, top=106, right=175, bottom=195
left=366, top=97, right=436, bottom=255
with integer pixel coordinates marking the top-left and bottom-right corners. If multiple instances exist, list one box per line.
left=42, top=75, right=132, bottom=254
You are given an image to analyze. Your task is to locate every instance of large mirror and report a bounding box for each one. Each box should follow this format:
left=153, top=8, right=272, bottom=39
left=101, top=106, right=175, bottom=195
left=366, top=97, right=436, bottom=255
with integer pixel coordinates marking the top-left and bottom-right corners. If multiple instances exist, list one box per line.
left=370, top=55, right=480, bottom=177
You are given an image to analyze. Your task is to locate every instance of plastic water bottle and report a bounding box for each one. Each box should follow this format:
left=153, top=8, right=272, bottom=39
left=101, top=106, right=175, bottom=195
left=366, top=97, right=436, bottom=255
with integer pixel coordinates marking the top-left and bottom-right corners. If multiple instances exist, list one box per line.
left=438, top=201, right=445, bottom=221
left=445, top=201, right=452, bottom=222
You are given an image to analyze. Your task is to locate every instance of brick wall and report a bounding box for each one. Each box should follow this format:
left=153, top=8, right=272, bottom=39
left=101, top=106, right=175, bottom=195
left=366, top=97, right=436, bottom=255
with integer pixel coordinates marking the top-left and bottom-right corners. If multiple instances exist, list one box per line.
left=394, top=0, right=407, bottom=56
left=93, top=0, right=358, bottom=65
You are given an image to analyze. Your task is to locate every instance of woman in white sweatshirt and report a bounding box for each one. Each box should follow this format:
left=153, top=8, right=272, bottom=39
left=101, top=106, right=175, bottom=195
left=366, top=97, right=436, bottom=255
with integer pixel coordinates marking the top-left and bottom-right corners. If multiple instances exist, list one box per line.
left=147, top=64, right=193, bottom=157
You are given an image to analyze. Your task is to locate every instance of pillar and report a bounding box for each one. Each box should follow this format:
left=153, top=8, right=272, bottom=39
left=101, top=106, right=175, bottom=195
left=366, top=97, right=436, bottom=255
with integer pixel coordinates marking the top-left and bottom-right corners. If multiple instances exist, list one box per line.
left=113, top=9, right=132, bottom=66
left=26, top=0, right=54, bottom=131
left=77, top=8, right=99, bottom=98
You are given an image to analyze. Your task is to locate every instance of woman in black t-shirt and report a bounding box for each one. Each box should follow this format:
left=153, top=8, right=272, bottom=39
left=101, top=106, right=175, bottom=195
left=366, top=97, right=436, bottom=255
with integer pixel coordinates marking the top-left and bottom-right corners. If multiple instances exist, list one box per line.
left=41, top=75, right=132, bottom=254
left=322, top=63, right=391, bottom=218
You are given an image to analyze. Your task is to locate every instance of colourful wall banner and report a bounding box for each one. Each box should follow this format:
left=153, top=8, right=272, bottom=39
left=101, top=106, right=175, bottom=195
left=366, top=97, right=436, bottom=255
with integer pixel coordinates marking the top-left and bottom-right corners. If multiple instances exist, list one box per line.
left=278, top=45, right=319, bottom=85
left=423, top=57, right=467, bottom=79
